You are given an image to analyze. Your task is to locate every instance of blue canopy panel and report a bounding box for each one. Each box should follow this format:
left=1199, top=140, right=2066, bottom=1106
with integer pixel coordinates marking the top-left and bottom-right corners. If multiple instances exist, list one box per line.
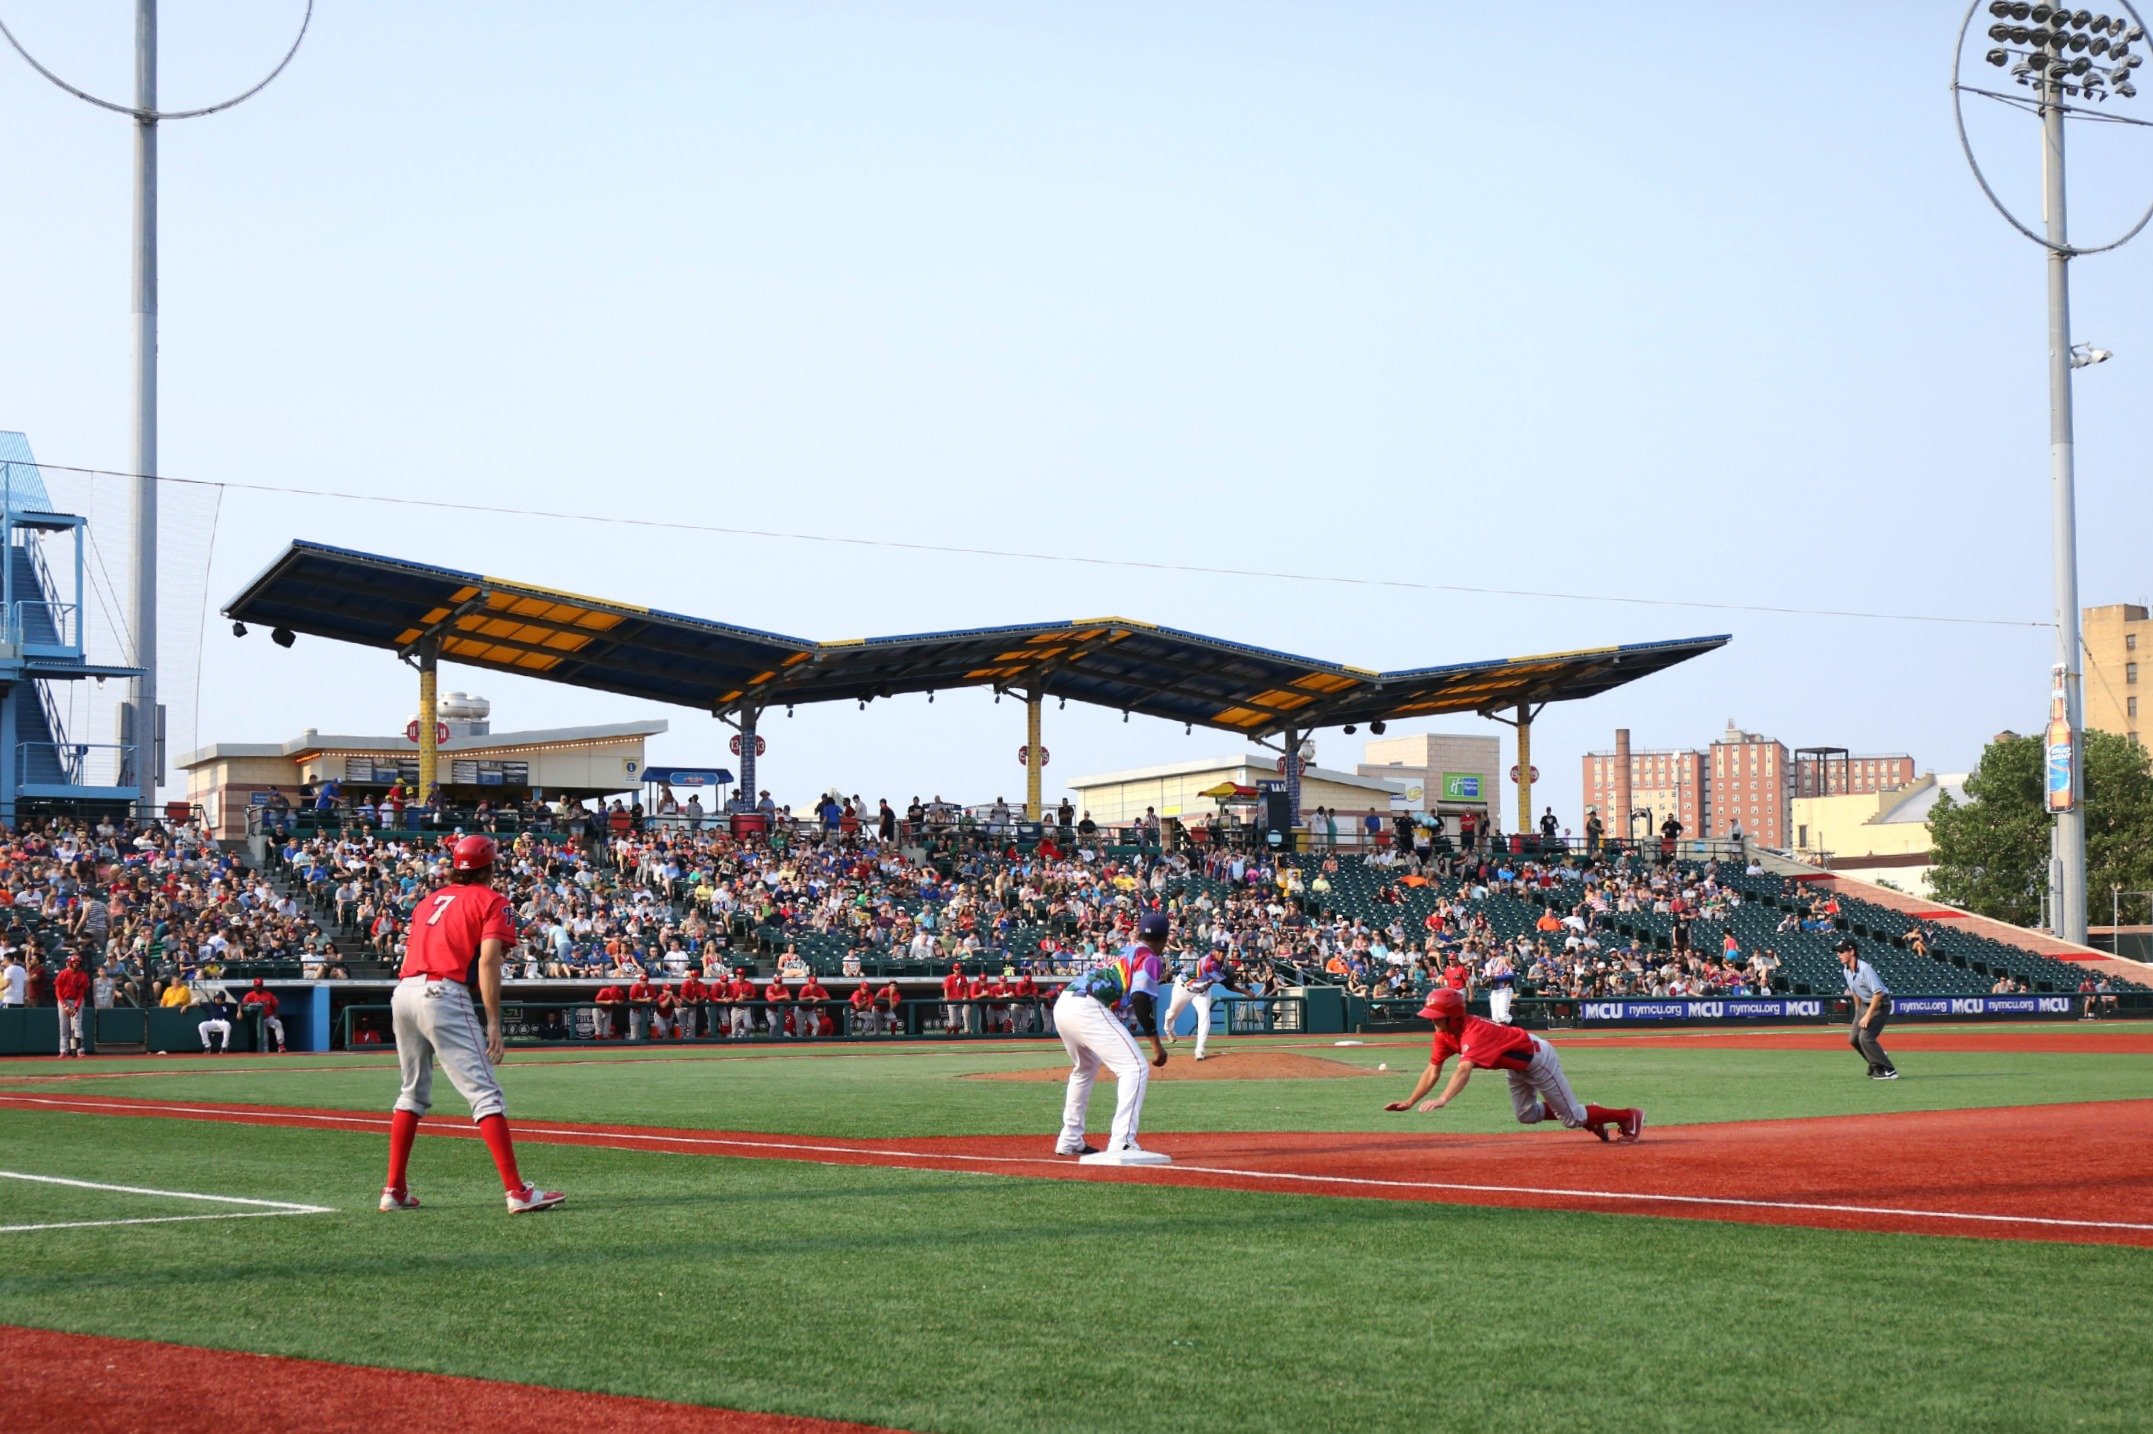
left=224, top=541, right=1728, bottom=736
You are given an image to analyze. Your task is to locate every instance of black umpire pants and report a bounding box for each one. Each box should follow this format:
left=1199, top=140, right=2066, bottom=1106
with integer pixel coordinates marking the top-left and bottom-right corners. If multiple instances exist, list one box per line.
left=1851, top=998, right=1894, bottom=1073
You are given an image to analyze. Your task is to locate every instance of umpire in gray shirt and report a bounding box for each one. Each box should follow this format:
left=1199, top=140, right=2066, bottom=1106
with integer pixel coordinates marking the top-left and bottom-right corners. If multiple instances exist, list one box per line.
left=1837, top=938, right=1898, bottom=1080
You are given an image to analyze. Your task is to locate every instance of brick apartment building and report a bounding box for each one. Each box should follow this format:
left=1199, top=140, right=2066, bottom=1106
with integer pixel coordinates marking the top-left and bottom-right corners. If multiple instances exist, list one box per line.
left=1583, top=721, right=1915, bottom=849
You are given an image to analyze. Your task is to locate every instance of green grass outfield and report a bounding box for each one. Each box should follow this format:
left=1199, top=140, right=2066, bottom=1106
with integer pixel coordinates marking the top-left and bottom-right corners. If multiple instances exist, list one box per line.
left=2, top=1030, right=2151, bottom=1430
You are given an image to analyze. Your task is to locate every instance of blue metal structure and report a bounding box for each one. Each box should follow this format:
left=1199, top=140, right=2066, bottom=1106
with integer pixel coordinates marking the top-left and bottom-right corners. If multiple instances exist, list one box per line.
left=0, top=433, right=145, bottom=817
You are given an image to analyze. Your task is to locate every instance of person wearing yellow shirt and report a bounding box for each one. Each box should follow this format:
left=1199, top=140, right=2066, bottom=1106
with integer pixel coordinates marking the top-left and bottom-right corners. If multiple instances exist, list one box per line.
left=158, top=979, right=194, bottom=1008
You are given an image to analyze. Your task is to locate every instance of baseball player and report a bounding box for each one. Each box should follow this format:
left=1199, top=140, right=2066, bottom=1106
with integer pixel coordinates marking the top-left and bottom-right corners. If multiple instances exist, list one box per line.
left=380, top=834, right=563, bottom=1215
left=1160, top=950, right=1242, bottom=1061
left=1485, top=954, right=1517, bottom=1025
left=1384, top=988, right=1642, bottom=1142
left=198, top=991, right=235, bottom=1054
left=53, top=952, right=90, bottom=1058
left=1838, top=938, right=1898, bottom=1080
left=676, top=970, right=706, bottom=1040
left=241, top=978, right=287, bottom=1053
left=726, top=969, right=758, bottom=1037
left=1051, top=910, right=1171, bottom=1165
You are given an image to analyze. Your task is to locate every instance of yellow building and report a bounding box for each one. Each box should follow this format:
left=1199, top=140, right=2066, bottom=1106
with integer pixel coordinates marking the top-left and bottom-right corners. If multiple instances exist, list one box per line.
left=2084, top=603, right=2150, bottom=745
left=1789, top=773, right=1965, bottom=897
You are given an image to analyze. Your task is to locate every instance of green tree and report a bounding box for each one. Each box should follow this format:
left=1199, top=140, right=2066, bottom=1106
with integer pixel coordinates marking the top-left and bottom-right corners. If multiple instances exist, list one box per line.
left=1928, top=729, right=2153, bottom=927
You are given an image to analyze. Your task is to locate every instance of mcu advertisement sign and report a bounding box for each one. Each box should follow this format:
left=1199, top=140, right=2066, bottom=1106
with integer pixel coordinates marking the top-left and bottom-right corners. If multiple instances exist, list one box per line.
left=1893, top=995, right=2074, bottom=1016
left=1578, top=999, right=1826, bottom=1022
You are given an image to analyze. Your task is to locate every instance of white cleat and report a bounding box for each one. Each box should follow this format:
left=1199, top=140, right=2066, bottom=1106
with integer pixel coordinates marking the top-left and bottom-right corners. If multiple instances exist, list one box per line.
left=378, top=1188, right=421, bottom=1212
left=506, top=1183, right=566, bottom=1215
left=1079, top=1143, right=1173, bottom=1167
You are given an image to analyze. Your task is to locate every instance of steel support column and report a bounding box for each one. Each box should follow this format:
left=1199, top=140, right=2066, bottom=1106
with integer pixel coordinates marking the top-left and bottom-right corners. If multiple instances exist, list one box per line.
left=416, top=636, right=439, bottom=803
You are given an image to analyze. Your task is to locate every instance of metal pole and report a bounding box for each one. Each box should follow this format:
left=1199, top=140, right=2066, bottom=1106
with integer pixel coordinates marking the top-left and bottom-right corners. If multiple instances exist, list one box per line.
left=129, top=0, right=159, bottom=814
left=2043, top=78, right=2089, bottom=946
left=1514, top=703, right=1532, bottom=837
left=1023, top=689, right=1042, bottom=821
left=416, top=637, right=439, bottom=807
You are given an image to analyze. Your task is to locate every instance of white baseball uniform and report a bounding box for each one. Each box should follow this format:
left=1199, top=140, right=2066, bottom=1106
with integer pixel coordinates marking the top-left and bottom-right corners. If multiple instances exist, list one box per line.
left=1055, top=945, right=1164, bottom=1155
left=392, top=976, right=508, bottom=1121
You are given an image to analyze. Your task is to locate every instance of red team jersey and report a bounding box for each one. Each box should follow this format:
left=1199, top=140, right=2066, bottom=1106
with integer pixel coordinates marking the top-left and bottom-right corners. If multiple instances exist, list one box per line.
left=400, top=884, right=516, bottom=984
left=1430, top=1015, right=1536, bottom=1073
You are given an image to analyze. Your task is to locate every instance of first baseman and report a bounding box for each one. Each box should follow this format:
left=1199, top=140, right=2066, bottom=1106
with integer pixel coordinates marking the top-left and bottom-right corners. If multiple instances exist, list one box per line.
left=1385, top=989, right=1642, bottom=1141
left=381, top=835, right=564, bottom=1215
left=1052, top=910, right=1170, bottom=1165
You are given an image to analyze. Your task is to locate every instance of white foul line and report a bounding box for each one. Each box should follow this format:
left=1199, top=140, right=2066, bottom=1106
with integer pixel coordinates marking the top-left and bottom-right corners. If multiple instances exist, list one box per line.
left=0, top=1167, right=335, bottom=1234
left=5, top=1095, right=2149, bottom=1237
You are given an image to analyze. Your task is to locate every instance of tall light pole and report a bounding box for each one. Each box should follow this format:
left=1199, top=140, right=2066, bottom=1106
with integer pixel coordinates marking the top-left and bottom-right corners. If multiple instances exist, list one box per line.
left=1953, top=2, right=2153, bottom=944
left=1, top=1, right=311, bottom=814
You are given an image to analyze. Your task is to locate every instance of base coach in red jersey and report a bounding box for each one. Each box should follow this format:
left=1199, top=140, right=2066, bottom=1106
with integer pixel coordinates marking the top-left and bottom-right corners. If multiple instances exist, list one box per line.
left=380, top=835, right=564, bottom=1215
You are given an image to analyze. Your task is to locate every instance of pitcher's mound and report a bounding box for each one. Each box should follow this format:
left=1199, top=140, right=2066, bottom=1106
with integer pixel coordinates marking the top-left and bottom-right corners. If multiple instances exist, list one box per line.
left=968, top=1051, right=1375, bottom=1083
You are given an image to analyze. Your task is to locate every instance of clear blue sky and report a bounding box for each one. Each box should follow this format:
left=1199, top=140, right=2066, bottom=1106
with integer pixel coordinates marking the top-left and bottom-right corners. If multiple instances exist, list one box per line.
left=3, top=2, right=2150, bottom=818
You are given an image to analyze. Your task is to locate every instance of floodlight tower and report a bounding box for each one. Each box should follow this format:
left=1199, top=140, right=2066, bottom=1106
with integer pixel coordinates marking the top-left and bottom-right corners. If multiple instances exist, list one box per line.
left=0, top=1, right=311, bottom=814
left=1953, top=2, right=2153, bottom=944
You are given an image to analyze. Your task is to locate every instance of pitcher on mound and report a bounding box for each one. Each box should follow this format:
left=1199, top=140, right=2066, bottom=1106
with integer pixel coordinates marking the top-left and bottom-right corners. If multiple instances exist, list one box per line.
left=1053, top=909, right=1170, bottom=1165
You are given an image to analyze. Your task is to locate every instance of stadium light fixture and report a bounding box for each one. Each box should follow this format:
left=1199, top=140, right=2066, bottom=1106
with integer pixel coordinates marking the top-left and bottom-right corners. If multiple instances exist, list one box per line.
left=1953, top=0, right=2153, bottom=944
left=270, top=627, right=295, bottom=649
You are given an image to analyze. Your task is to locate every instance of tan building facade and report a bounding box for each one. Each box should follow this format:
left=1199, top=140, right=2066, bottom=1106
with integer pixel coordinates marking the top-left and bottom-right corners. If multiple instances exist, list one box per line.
left=1063, top=753, right=1405, bottom=829
left=180, top=716, right=667, bottom=841
left=2084, top=602, right=2150, bottom=745
left=1790, top=773, right=1966, bottom=898
left=1356, top=732, right=1501, bottom=817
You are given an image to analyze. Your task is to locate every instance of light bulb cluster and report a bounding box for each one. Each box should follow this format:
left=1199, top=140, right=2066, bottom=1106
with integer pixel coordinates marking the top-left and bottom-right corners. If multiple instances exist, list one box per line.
left=1983, top=3, right=2144, bottom=98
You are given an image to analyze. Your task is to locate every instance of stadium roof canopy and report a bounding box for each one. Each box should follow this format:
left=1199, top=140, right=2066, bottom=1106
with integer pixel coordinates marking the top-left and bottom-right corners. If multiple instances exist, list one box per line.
left=225, top=541, right=1728, bottom=737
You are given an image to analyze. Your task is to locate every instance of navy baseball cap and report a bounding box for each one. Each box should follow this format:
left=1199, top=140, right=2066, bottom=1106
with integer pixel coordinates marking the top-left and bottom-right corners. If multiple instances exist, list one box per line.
left=1137, top=911, right=1169, bottom=941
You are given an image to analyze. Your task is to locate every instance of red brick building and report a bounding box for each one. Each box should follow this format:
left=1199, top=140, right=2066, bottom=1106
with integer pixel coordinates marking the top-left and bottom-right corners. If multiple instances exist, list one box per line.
left=1583, top=722, right=1917, bottom=850
left=1793, top=753, right=1917, bottom=798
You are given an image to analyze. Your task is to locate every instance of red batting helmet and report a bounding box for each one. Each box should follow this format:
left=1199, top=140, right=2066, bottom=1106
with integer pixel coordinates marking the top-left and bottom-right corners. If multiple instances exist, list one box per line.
left=451, top=834, right=498, bottom=871
left=1418, top=988, right=1466, bottom=1027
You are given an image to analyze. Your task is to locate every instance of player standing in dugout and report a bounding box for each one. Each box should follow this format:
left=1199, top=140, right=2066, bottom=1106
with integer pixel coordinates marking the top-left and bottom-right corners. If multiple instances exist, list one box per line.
left=380, top=834, right=565, bottom=1214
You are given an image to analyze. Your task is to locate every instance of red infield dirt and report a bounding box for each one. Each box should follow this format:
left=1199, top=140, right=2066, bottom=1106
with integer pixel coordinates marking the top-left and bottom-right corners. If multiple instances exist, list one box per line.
left=5, top=1090, right=2149, bottom=1248
left=0, top=1324, right=891, bottom=1433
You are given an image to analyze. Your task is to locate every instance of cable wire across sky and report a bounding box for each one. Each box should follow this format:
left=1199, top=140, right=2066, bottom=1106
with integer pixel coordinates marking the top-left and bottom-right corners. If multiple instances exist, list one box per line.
left=31, top=458, right=2054, bottom=632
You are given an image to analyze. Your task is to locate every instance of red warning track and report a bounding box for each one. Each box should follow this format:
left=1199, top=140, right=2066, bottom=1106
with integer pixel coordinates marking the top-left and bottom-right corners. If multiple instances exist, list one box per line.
left=0, top=1324, right=892, bottom=1433
left=5, top=1090, right=2149, bottom=1248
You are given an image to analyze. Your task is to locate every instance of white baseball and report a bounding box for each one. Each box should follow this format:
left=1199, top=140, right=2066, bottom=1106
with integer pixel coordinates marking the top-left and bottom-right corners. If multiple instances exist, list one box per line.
left=1377, top=1062, right=1388, bottom=1071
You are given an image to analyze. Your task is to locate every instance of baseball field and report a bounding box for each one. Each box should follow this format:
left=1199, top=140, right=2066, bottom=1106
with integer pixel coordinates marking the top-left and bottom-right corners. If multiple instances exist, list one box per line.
left=3, top=1023, right=2151, bottom=1432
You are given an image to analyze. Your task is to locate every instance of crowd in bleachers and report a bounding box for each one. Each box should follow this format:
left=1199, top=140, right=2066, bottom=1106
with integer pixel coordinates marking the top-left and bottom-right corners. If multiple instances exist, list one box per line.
left=0, top=793, right=2138, bottom=1024
left=0, top=814, right=339, bottom=1014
